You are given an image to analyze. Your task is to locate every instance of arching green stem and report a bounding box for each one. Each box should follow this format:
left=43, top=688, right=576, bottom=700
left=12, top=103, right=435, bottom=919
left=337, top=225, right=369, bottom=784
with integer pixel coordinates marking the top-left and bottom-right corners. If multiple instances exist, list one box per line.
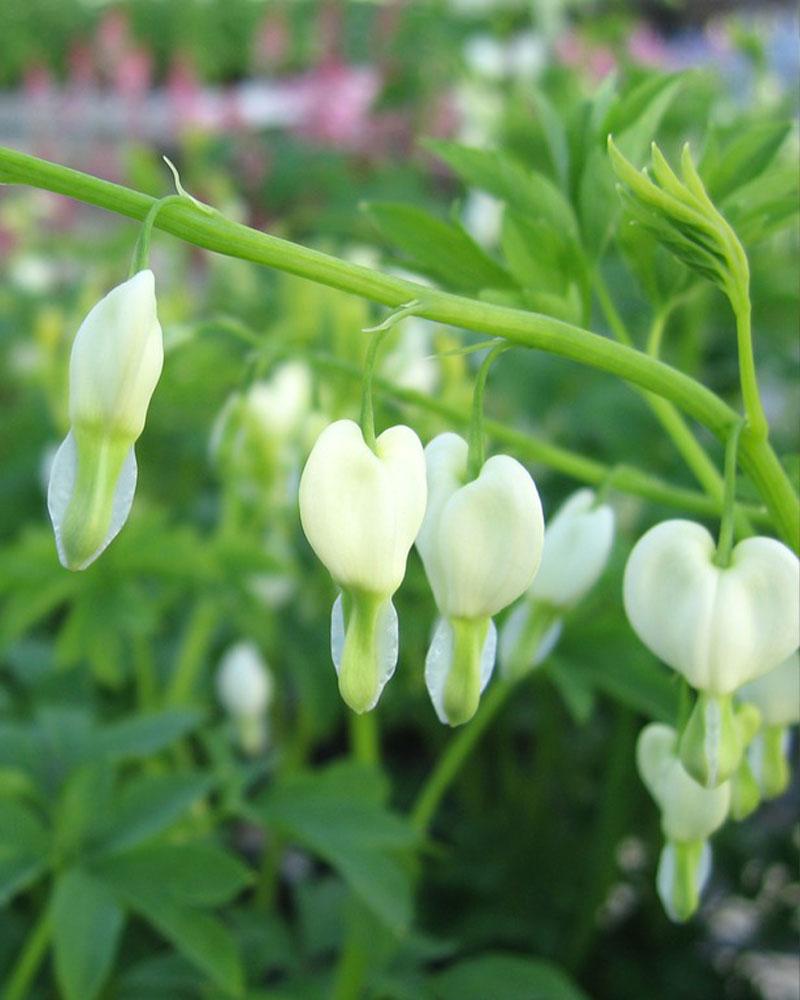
left=714, top=418, right=746, bottom=568
left=467, top=341, right=509, bottom=480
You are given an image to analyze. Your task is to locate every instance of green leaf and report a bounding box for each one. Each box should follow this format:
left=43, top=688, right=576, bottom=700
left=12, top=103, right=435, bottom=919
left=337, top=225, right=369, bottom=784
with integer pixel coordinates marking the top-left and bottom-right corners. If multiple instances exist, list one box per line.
left=97, top=842, right=252, bottom=907
left=255, top=762, right=418, bottom=933
left=702, top=121, right=790, bottom=202
left=109, top=882, right=244, bottom=997
left=429, top=952, right=589, bottom=1000
left=533, top=90, right=569, bottom=190
left=365, top=202, right=514, bottom=293
left=96, top=709, right=203, bottom=761
left=0, top=800, right=49, bottom=905
left=96, top=773, right=213, bottom=855
left=52, top=867, right=124, bottom=1000
left=427, top=141, right=579, bottom=242
left=53, top=762, right=113, bottom=861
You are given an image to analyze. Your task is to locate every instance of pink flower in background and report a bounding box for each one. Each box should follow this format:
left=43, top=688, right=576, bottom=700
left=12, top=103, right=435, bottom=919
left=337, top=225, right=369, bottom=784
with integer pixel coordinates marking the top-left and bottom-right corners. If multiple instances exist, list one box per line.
left=23, top=63, right=53, bottom=98
left=628, top=25, right=673, bottom=68
left=555, top=29, right=616, bottom=81
left=253, top=12, right=291, bottom=72
left=68, top=41, right=96, bottom=89
left=290, top=62, right=380, bottom=148
left=96, top=9, right=130, bottom=65
left=167, top=54, right=203, bottom=130
left=113, top=47, right=153, bottom=100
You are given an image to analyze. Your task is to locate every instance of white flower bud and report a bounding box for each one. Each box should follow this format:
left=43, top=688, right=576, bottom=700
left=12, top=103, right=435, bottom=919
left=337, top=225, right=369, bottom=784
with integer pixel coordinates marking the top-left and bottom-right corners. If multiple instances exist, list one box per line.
left=216, top=641, right=273, bottom=719
left=637, top=724, right=730, bottom=843
left=299, top=419, right=426, bottom=713
left=623, top=520, right=799, bottom=696
left=245, top=362, right=312, bottom=443
left=738, top=651, right=800, bottom=728
left=47, top=270, right=163, bottom=571
left=416, top=432, right=544, bottom=725
left=740, top=651, right=800, bottom=800
left=531, top=489, right=615, bottom=609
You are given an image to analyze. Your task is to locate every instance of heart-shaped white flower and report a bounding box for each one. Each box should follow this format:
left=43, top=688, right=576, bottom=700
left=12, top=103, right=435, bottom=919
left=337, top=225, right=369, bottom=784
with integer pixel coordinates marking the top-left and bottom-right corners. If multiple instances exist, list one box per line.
left=623, top=519, right=799, bottom=696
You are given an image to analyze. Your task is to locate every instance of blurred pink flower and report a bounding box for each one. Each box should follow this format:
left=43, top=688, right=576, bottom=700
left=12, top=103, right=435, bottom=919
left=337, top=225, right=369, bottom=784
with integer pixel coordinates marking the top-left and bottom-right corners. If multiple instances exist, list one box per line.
left=628, top=25, right=673, bottom=68
left=290, top=62, right=380, bottom=148
left=113, top=47, right=153, bottom=99
left=23, top=63, right=53, bottom=98
left=253, top=12, right=291, bottom=72
left=67, top=41, right=96, bottom=89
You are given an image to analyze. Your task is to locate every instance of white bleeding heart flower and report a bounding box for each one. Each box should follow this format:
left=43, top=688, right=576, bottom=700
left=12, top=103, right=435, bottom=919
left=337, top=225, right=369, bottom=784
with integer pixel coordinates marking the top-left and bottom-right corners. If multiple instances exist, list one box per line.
left=739, top=651, right=800, bottom=799
left=416, top=432, right=544, bottom=725
left=499, top=488, right=614, bottom=679
left=299, top=419, right=426, bottom=714
left=48, top=270, right=163, bottom=571
left=637, top=723, right=730, bottom=922
left=624, top=519, right=799, bottom=787
left=623, top=520, right=799, bottom=696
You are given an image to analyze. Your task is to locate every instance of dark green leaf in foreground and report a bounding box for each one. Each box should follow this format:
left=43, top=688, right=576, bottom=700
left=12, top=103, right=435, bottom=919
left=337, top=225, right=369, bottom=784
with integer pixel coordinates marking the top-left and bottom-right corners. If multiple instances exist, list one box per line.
left=52, top=867, right=125, bottom=1000
left=0, top=799, right=49, bottom=905
left=429, top=952, right=590, bottom=1000
left=255, top=762, right=418, bottom=933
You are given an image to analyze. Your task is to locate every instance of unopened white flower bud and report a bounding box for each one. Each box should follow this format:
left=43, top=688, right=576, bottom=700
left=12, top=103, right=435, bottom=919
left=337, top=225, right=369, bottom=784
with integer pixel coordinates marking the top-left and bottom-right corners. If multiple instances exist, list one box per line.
left=48, top=270, right=163, bottom=571
left=216, top=641, right=273, bottom=719
left=532, top=489, right=615, bottom=609
left=416, top=433, right=544, bottom=724
left=740, top=651, right=800, bottom=799
left=299, top=419, right=426, bottom=713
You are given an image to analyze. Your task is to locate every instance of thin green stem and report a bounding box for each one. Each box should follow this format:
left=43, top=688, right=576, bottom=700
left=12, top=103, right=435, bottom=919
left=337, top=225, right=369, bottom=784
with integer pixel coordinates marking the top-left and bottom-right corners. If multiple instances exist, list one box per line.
left=1, top=147, right=795, bottom=548
left=129, top=194, right=187, bottom=276
left=467, top=341, right=508, bottom=480
left=732, top=295, right=768, bottom=441
left=311, top=352, right=771, bottom=529
left=411, top=679, right=514, bottom=834
left=715, top=418, right=746, bottom=567
left=594, top=275, right=732, bottom=508
left=349, top=711, right=380, bottom=767
left=359, top=329, right=391, bottom=452
left=164, top=600, right=219, bottom=706
left=2, top=904, right=51, bottom=1000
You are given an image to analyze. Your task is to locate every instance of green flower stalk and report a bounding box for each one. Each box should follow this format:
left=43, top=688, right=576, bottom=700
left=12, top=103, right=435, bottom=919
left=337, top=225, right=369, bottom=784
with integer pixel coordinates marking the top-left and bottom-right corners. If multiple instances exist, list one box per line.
left=739, top=651, right=800, bottom=799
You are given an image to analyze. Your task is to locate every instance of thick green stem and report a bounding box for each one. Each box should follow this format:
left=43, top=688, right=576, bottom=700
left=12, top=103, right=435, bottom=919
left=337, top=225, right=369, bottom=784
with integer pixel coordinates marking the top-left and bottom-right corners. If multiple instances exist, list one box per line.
left=2, top=904, right=51, bottom=1000
left=1, top=147, right=795, bottom=548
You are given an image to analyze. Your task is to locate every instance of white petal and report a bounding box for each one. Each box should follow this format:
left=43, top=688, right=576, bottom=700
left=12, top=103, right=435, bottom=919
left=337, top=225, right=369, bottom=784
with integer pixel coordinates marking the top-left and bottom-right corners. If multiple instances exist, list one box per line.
left=330, top=593, right=398, bottom=711
left=425, top=616, right=497, bottom=725
left=623, top=520, right=799, bottom=694
left=47, top=430, right=137, bottom=570
left=299, top=420, right=426, bottom=595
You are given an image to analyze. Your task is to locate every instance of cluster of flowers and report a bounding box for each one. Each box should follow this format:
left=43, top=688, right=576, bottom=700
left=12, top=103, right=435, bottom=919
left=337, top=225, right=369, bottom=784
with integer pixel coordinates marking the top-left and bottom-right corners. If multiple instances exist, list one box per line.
left=626, top=522, right=799, bottom=921
left=48, top=269, right=799, bottom=926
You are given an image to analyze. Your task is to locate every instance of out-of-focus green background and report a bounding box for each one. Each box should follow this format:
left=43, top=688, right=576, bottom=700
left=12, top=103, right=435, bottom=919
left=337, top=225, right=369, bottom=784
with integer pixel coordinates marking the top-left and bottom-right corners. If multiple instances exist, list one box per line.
left=0, top=2, right=798, bottom=999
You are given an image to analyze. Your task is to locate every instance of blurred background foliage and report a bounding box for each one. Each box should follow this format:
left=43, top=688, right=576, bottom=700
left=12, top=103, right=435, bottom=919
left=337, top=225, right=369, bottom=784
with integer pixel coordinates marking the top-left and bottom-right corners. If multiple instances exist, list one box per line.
left=0, top=1, right=798, bottom=999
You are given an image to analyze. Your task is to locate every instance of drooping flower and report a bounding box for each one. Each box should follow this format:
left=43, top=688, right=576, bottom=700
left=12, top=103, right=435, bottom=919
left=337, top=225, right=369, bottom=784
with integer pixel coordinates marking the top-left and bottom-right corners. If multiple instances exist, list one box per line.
left=624, top=519, right=799, bottom=787
left=637, top=723, right=730, bottom=922
left=299, top=419, right=426, bottom=713
left=48, top=270, right=163, bottom=570
left=500, top=488, right=615, bottom=679
left=739, top=651, right=800, bottom=799
left=416, top=432, right=544, bottom=725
